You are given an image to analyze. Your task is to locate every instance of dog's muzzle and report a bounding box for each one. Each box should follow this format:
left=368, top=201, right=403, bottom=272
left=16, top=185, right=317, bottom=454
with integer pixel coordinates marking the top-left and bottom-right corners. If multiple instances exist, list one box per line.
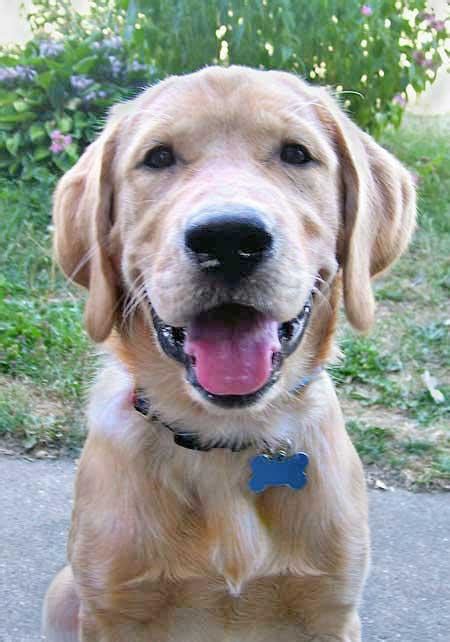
left=151, top=294, right=313, bottom=408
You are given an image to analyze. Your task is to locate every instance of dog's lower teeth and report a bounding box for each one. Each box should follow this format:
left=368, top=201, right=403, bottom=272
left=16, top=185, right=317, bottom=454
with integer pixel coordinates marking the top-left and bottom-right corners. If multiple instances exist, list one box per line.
left=282, top=321, right=294, bottom=342
left=172, top=327, right=186, bottom=346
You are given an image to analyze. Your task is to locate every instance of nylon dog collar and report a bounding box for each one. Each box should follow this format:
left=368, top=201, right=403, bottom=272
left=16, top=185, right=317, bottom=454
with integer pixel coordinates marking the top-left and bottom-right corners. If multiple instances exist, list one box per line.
left=133, top=367, right=323, bottom=452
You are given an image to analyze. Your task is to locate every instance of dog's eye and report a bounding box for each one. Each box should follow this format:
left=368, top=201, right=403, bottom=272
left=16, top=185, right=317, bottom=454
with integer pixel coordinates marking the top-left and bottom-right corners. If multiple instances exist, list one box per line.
left=280, top=143, right=312, bottom=166
left=142, top=145, right=175, bottom=169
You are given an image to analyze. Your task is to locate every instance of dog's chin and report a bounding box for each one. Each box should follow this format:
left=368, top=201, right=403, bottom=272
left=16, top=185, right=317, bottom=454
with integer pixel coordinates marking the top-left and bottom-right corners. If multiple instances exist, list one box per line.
left=150, top=295, right=313, bottom=409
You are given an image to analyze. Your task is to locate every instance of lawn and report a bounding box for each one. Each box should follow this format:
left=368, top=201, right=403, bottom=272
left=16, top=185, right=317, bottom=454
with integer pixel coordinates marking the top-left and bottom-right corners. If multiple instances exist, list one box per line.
left=0, top=114, right=449, bottom=488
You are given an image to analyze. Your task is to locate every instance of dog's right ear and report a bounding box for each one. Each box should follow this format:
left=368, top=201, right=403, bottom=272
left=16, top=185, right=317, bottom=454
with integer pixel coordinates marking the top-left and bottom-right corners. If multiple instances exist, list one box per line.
left=53, top=123, right=120, bottom=343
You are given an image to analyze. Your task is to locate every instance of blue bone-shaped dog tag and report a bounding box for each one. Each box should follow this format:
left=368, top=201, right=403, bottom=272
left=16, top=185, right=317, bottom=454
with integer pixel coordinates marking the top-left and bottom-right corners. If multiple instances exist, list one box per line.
left=248, top=452, right=309, bottom=494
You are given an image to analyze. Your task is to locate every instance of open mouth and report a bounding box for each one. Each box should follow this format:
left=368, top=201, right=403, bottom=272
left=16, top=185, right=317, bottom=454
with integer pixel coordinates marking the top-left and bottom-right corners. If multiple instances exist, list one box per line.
left=151, top=296, right=312, bottom=408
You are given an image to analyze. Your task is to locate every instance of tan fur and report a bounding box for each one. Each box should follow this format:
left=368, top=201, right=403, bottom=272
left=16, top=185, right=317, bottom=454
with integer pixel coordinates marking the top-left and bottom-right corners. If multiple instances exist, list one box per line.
left=43, top=66, right=415, bottom=641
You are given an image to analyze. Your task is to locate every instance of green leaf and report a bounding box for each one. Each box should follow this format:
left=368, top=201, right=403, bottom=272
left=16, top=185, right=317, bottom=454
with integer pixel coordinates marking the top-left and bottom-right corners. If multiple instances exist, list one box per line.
left=29, top=124, right=46, bottom=142
left=44, top=121, right=57, bottom=136
left=36, top=71, right=54, bottom=91
left=13, top=100, right=29, bottom=113
left=64, top=143, right=79, bottom=163
left=57, top=116, right=73, bottom=134
left=73, top=55, right=98, bottom=74
left=33, top=146, right=51, bottom=161
left=23, top=434, right=38, bottom=451
left=0, top=95, right=17, bottom=108
left=5, top=132, right=21, bottom=155
left=0, top=111, right=35, bottom=123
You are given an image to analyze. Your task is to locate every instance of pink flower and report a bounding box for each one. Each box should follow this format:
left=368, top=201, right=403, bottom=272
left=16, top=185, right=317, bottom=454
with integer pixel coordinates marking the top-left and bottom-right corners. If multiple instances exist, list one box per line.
left=418, top=12, right=434, bottom=22
left=49, top=130, right=72, bottom=154
left=361, top=5, right=373, bottom=17
left=50, top=141, right=64, bottom=153
left=431, top=19, right=446, bottom=32
left=413, top=50, right=426, bottom=66
left=410, top=172, right=420, bottom=187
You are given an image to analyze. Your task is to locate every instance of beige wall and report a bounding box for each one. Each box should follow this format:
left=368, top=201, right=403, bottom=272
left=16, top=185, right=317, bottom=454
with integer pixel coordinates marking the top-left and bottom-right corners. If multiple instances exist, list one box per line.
left=0, top=0, right=89, bottom=44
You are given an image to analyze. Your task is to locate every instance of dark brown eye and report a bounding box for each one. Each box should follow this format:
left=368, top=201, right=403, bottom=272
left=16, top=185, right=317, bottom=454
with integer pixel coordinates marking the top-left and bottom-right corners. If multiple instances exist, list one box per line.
left=142, top=145, right=175, bottom=169
left=280, top=143, right=312, bottom=166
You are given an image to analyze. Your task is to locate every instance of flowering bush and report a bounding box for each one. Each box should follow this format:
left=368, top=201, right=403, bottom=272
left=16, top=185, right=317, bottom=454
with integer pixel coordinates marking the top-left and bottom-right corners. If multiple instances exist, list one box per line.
left=0, top=0, right=448, bottom=180
left=124, top=0, right=448, bottom=136
left=0, top=0, right=154, bottom=179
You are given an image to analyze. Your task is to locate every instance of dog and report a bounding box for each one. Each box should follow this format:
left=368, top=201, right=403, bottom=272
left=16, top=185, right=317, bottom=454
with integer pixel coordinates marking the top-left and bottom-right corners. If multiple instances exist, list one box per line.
left=43, top=66, right=415, bottom=641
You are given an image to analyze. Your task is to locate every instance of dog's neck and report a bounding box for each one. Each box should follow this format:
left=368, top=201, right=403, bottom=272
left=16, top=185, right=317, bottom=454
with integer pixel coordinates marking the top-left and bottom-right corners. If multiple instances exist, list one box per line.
left=132, top=367, right=324, bottom=452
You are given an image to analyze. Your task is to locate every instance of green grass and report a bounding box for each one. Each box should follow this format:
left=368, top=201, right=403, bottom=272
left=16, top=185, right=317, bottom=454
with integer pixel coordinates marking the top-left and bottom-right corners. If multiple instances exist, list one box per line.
left=334, top=114, right=450, bottom=489
left=0, top=113, right=448, bottom=486
left=0, top=176, right=91, bottom=452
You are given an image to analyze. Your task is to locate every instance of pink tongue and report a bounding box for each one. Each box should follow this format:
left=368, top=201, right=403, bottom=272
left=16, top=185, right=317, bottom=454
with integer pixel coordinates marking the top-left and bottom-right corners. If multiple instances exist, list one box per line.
left=185, top=308, right=280, bottom=396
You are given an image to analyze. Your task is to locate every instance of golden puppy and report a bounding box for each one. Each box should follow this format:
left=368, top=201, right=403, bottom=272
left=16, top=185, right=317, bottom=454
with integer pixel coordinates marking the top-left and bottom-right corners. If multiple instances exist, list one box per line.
left=43, top=66, right=415, bottom=641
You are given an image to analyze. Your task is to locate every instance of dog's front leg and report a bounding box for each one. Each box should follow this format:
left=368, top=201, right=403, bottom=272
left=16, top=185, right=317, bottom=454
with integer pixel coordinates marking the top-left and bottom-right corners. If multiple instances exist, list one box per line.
left=76, top=582, right=174, bottom=642
left=79, top=615, right=170, bottom=642
left=346, top=611, right=362, bottom=642
left=299, top=610, right=361, bottom=642
left=42, top=565, right=79, bottom=642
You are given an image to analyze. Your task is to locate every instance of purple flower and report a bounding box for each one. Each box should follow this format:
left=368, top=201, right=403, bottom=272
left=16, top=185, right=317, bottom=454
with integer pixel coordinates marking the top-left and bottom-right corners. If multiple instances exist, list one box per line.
left=102, top=35, right=122, bottom=49
left=108, top=56, right=122, bottom=77
left=128, top=60, right=147, bottom=73
left=70, top=75, right=94, bottom=91
left=39, top=41, right=64, bottom=57
left=16, top=66, right=37, bottom=81
left=49, top=130, right=72, bottom=154
left=0, top=67, right=16, bottom=82
left=0, top=65, right=36, bottom=84
left=82, top=89, right=109, bottom=105
left=393, top=93, right=406, bottom=107
left=92, top=35, right=122, bottom=50
left=84, top=91, right=96, bottom=104
left=361, top=5, right=373, bottom=17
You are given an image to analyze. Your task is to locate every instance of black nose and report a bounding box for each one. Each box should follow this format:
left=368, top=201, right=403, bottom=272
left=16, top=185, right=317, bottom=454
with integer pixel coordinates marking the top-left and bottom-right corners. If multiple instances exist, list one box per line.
left=185, top=207, right=273, bottom=285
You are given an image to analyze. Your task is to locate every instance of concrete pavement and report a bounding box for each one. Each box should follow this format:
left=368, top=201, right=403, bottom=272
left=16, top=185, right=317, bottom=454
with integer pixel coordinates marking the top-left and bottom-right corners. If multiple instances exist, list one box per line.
left=0, top=457, right=449, bottom=642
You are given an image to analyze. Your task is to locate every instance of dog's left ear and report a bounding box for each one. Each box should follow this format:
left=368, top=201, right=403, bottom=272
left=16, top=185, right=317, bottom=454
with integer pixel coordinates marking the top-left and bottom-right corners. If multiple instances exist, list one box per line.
left=317, top=91, right=416, bottom=331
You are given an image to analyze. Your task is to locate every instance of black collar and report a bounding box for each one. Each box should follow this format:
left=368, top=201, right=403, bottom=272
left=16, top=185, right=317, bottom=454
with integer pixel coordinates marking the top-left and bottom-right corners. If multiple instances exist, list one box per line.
left=133, top=367, right=323, bottom=452
left=133, top=393, right=252, bottom=451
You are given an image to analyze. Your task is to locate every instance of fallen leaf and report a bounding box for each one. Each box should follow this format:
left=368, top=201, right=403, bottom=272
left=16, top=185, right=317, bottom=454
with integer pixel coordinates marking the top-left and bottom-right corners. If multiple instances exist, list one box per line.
left=0, top=448, right=15, bottom=456
left=34, top=449, right=48, bottom=459
left=375, top=479, right=389, bottom=490
left=422, top=370, right=445, bottom=404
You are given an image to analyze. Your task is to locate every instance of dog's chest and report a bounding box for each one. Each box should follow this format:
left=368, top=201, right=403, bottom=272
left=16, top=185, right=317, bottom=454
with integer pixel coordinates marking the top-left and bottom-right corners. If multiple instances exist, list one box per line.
left=166, top=451, right=310, bottom=594
left=201, top=488, right=273, bottom=595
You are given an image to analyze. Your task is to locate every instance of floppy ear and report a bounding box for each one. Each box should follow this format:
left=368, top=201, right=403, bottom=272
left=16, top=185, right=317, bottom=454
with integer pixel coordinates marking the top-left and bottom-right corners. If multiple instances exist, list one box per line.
left=317, top=92, right=416, bottom=331
left=53, top=125, right=119, bottom=342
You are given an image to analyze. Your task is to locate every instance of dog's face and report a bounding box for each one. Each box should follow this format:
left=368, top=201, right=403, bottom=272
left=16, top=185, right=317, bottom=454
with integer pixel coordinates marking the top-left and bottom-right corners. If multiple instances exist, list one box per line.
left=53, top=66, right=415, bottom=414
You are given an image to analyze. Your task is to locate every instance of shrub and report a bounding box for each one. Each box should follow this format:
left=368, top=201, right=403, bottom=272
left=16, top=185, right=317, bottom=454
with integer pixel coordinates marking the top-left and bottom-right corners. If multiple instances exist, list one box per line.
left=0, top=0, right=154, bottom=180
left=122, top=0, right=448, bottom=136
left=0, top=0, right=448, bottom=179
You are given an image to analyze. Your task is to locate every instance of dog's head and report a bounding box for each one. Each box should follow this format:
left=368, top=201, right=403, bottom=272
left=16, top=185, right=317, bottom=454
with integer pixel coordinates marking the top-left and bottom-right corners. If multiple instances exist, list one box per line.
left=53, top=66, right=415, bottom=414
